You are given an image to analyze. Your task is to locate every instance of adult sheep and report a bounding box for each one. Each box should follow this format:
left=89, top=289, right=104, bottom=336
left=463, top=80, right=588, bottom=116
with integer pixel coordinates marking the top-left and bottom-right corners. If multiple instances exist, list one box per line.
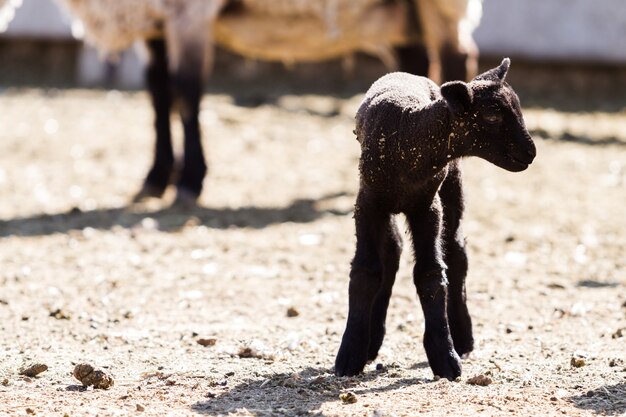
left=335, top=58, right=536, bottom=380
left=55, top=0, right=483, bottom=203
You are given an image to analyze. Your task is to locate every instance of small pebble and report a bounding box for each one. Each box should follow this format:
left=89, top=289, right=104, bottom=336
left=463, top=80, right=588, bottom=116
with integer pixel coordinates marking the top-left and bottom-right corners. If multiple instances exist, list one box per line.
left=136, top=404, right=145, bottom=412
left=49, top=309, right=71, bottom=320
left=197, top=338, right=217, bottom=347
left=571, top=357, right=586, bottom=368
left=237, top=347, right=255, bottom=358
left=340, top=392, right=357, bottom=404
left=286, top=307, right=300, bottom=317
left=282, top=374, right=301, bottom=388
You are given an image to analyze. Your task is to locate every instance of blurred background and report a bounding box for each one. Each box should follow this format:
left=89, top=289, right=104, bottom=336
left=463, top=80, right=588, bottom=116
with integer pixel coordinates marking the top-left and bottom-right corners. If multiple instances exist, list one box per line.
left=1, top=0, right=625, bottom=103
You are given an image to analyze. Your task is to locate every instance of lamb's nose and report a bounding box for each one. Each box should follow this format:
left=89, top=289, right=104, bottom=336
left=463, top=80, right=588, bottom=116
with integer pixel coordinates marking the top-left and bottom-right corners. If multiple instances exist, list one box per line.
left=527, top=144, right=537, bottom=159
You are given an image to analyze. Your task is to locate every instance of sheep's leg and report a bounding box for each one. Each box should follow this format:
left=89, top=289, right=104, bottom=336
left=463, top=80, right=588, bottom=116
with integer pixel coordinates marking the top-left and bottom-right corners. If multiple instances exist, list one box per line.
left=413, top=0, right=478, bottom=83
left=367, top=217, right=402, bottom=361
left=440, top=42, right=475, bottom=82
left=171, top=66, right=206, bottom=203
left=396, top=0, right=430, bottom=77
left=135, top=39, right=174, bottom=201
left=166, top=18, right=216, bottom=203
left=439, top=163, right=474, bottom=357
left=396, top=43, right=430, bottom=77
left=335, top=191, right=397, bottom=376
left=406, top=197, right=461, bottom=380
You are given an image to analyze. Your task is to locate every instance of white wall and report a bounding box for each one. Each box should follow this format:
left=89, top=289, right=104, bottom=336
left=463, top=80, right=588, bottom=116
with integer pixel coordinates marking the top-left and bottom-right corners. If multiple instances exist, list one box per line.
left=474, top=0, right=626, bottom=63
left=2, top=0, right=71, bottom=38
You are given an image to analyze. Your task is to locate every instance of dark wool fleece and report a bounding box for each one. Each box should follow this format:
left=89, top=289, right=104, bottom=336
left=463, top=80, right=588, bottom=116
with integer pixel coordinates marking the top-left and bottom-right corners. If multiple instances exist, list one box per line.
left=356, top=72, right=456, bottom=197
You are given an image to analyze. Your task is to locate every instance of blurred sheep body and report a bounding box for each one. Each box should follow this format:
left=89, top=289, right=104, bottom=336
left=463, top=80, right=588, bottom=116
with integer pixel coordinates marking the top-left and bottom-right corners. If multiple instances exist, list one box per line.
left=53, top=0, right=483, bottom=201
left=335, top=59, right=537, bottom=380
left=58, top=0, right=482, bottom=80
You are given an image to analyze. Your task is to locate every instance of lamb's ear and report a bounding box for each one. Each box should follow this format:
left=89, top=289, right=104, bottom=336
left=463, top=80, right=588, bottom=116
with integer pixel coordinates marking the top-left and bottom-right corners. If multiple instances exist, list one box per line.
left=441, top=81, right=473, bottom=114
left=474, top=57, right=510, bottom=83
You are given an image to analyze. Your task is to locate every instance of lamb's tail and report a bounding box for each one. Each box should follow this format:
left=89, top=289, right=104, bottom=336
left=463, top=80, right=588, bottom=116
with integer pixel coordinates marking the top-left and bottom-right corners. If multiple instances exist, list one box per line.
left=0, top=0, right=21, bottom=32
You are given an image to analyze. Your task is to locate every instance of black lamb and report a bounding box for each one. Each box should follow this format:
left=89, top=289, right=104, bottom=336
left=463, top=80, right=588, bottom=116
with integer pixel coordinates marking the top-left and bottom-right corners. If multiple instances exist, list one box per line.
left=335, top=58, right=536, bottom=380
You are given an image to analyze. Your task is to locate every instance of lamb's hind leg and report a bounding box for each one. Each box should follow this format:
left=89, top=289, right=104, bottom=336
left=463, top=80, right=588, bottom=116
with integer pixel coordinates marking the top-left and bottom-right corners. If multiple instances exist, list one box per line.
left=406, top=197, right=461, bottom=380
left=135, top=38, right=174, bottom=201
left=439, top=162, right=473, bottom=357
left=335, top=191, right=398, bottom=376
left=367, top=218, right=402, bottom=361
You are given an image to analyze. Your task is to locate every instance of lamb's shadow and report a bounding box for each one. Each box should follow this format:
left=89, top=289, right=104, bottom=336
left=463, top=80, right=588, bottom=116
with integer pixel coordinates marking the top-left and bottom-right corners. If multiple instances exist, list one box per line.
left=191, top=366, right=430, bottom=416
left=568, top=383, right=626, bottom=415
left=0, top=192, right=352, bottom=238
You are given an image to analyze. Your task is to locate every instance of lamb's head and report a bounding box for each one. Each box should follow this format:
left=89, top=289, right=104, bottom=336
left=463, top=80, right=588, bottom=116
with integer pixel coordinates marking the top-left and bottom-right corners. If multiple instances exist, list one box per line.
left=440, top=58, right=536, bottom=172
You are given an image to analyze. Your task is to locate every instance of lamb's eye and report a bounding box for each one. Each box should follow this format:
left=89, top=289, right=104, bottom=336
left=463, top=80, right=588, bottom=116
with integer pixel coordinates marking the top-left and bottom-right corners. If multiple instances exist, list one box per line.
left=483, top=112, right=502, bottom=124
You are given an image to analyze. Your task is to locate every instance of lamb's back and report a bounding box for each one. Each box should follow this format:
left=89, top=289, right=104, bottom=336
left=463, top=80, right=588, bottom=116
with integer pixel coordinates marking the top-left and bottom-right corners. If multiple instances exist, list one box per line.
left=356, top=72, right=440, bottom=142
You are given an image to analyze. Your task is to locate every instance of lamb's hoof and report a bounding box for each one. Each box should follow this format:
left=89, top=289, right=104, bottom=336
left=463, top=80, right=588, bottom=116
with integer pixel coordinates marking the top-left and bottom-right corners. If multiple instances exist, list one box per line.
left=172, top=187, right=200, bottom=208
left=133, top=183, right=166, bottom=202
left=453, top=338, right=474, bottom=359
left=367, top=341, right=383, bottom=362
left=430, top=350, right=462, bottom=381
left=367, top=330, right=385, bottom=361
left=335, top=344, right=368, bottom=377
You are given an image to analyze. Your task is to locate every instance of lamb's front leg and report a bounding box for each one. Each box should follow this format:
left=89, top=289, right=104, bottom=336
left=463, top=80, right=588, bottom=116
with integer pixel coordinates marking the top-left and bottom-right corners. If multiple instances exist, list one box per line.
left=406, top=198, right=461, bottom=380
left=439, top=164, right=474, bottom=357
left=335, top=192, right=397, bottom=376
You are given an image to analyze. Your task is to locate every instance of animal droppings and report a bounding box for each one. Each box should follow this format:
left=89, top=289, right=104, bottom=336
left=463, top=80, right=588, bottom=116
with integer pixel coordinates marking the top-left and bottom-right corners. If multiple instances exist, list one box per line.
left=466, top=374, right=493, bottom=386
left=72, top=363, right=114, bottom=389
left=19, top=363, right=48, bottom=378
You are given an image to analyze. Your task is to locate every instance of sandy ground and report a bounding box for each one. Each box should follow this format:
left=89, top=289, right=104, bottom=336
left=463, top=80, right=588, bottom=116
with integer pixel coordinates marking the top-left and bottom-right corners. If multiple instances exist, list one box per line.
left=0, top=87, right=624, bottom=416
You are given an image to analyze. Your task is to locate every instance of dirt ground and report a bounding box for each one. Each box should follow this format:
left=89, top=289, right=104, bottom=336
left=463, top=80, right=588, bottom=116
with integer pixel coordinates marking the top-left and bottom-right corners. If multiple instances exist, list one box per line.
left=0, top=83, right=624, bottom=416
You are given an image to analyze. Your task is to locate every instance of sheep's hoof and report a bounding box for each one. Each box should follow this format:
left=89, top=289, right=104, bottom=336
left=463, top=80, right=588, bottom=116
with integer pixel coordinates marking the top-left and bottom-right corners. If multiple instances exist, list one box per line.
left=172, top=187, right=200, bottom=208
left=132, top=183, right=166, bottom=202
